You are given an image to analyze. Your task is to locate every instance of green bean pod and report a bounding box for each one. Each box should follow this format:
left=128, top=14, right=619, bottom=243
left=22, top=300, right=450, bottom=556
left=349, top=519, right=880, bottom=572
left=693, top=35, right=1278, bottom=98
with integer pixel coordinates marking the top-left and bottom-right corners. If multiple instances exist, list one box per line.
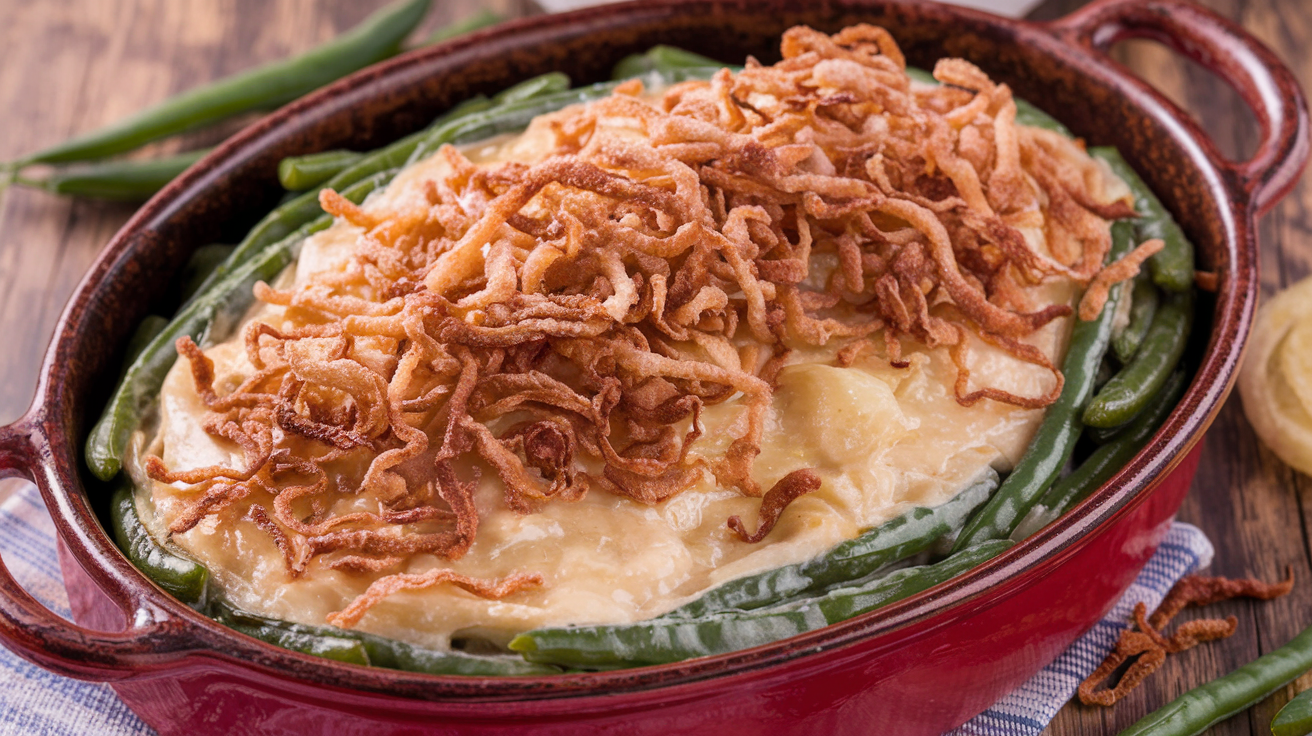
left=1118, top=624, right=1312, bottom=736
left=951, top=219, right=1135, bottom=552
left=1012, top=371, right=1187, bottom=539
left=86, top=170, right=389, bottom=481
left=1272, top=687, right=1312, bottom=736
left=491, top=72, right=571, bottom=105
left=16, top=0, right=431, bottom=166
left=277, top=150, right=363, bottom=191
left=213, top=603, right=558, bottom=675
left=109, top=481, right=208, bottom=604
left=1113, top=270, right=1160, bottom=364
left=1094, top=147, right=1196, bottom=293
left=1084, top=287, right=1194, bottom=429
left=664, top=469, right=998, bottom=618
left=14, top=149, right=208, bottom=201
left=509, top=540, right=1012, bottom=669
left=179, top=244, right=237, bottom=302
left=612, top=46, right=729, bottom=80
left=118, top=316, right=169, bottom=379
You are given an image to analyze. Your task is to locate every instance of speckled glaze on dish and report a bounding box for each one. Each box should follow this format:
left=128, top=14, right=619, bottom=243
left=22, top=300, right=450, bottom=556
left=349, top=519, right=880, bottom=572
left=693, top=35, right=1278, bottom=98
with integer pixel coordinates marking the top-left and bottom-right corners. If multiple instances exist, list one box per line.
left=0, top=0, right=1305, bottom=734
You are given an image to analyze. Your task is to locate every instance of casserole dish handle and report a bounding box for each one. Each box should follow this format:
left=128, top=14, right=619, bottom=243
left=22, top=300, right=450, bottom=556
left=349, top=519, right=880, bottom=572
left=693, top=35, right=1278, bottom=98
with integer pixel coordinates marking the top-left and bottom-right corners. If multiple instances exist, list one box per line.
left=0, top=412, right=199, bottom=681
left=1050, top=0, right=1310, bottom=216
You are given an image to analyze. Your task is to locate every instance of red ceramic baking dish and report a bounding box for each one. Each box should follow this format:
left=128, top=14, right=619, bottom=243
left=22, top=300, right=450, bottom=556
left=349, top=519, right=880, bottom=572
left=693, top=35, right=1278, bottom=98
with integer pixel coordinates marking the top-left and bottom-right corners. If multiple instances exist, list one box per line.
left=0, top=0, right=1304, bottom=733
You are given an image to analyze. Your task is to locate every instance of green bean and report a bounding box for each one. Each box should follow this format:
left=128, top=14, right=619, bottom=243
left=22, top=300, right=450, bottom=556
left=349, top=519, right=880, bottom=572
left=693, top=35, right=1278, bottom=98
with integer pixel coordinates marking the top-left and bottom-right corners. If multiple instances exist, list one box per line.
left=109, top=481, right=208, bottom=604
left=277, top=150, right=363, bottom=191
left=179, top=244, right=237, bottom=302
left=1084, top=287, right=1194, bottom=429
left=491, top=72, right=571, bottom=105
left=213, top=603, right=370, bottom=666
left=1118, top=623, right=1312, bottom=736
left=1273, top=687, right=1312, bottom=736
left=1113, top=270, right=1160, bottom=364
left=509, top=540, right=1011, bottom=669
left=951, top=219, right=1135, bottom=552
left=421, top=9, right=503, bottom=45
left=612, top=46, right=728, bottom=80
left=1094, top=147, right=1195, bottom=293
left=14, top=149, right=208, bottom=201
left=1012, top=371, right=1187, bottom=539
left=213, top=602, right=558, bottom=675
left=86, top=170, right=389, bottom=481
left=663, top=469, right=998, bottom=618
left=118, top=316, right=169, bottom=379
left=13, top=0, right=431, bottom=167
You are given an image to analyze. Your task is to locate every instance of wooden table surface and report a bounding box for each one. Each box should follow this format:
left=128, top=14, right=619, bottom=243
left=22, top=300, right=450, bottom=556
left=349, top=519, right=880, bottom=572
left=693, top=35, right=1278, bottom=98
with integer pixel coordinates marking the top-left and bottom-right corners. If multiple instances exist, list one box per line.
left=0, top=1, right=1308, bottom=734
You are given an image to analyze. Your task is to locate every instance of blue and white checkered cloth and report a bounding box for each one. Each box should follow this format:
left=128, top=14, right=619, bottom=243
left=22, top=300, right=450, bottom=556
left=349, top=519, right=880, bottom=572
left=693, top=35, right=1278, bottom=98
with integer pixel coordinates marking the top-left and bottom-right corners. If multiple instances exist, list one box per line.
left=0, top=480, right=1213, bottom=736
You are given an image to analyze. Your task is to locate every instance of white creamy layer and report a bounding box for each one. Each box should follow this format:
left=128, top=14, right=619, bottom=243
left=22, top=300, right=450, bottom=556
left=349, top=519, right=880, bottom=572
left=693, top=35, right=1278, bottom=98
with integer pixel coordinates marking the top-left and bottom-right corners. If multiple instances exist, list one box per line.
left=133, top=97, right=1111, bottom=652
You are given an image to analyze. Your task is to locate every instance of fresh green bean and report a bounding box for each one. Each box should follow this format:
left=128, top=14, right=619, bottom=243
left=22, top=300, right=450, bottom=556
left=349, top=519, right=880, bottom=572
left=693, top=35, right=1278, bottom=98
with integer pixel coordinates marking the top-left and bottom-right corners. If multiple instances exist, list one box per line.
left=1084, top=287, right=1194, bottom=429
left=1118, top=623, right=1312, bottom=736
left=14, top=0, right=430, bottom=167
left=951, top=219, right=1135, bottom=552
left=1113, top=270, right=1160, bottom=364
left=14, top=149, right=208, bottom=201
left=1094, top=147, right=1196, bottom=293
left=213, top=602, right=558, bottom=675
left=86, top=170, right=389, bottom=481
left=664, top=469, right=998, bottom=619
left=1012, top=371, right=1187, bottom=539
left=277, top=150, right=363, bottom=191
left=179, top=244, right=237, bottom=302
left=612, top=46, right=728, bottom=80
left=1273, top=687, right=1312, bottom=736
left=109, top=481, right=208, bottom=604
left=509, top=540, right=1011, bottom=669
left=421, top=8, right=503, bottom=45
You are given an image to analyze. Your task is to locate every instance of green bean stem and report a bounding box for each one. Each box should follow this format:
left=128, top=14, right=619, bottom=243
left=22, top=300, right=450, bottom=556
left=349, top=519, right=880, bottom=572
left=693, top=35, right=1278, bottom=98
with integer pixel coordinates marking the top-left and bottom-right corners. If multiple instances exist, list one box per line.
left=1095, top=147, right=1196, bottom=293
left=1272, top=687, right=1312, bottom=736
left=664, top=469, right=998, bottom=618
left=1084, top=287, right=1194, bottom=429
left=277, top=150, right=363, bottom=191
left=15, top=0, right=431, bottom=166
left=1012, top=370, right=1187, bottom=539
left=510, top=540, right=1012, bottom=669
left=109, top=481, right=208, bottom=604
left=1118, top=624, right=1312, bottom=736
left=14, top=149, right=208, bottom=201
left=1113, top=270, right=1161, bottom=364
left=951, top=218, right=1135, bottom=552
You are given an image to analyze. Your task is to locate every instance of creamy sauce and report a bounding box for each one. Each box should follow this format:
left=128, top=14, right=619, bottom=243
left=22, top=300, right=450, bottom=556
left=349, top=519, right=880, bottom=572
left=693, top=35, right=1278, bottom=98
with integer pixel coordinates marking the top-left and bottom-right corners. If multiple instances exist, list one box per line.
left=134, top=96, right=1114, bottom=651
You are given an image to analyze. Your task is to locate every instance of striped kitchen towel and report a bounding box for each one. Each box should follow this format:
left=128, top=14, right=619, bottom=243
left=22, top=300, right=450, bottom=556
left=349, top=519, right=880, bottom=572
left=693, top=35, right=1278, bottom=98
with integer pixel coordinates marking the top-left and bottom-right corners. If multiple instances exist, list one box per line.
left=0, top=480, right=1212, bottom=736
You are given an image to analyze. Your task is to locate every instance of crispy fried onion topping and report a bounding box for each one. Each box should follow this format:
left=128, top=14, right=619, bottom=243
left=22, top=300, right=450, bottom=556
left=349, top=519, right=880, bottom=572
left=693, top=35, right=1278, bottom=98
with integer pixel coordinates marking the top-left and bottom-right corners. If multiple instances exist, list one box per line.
left=1078, top=571, right=1295, bottom=706
left=146, top=25, right=1138, bottom=624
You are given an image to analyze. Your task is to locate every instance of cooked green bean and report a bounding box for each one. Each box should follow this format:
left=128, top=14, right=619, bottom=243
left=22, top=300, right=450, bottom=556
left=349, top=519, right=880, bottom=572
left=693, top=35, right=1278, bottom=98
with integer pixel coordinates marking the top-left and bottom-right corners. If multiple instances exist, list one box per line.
left=421, top=8, right=503, bottom=45
left=213, top=602, right=558, bottom=675
left=612, top=46, right=728, bottom=80
left=510, top=540, right=1012, bottom=669
left=664, top=469, right=998, bottom=618
left=1113, top=270, right=1160, bottom=364
left=13, top=0, right=431, bottom=167
left=1084, top=287, right=1194, bottom=429
left=1012, top=371, right=1187, bottom=539
left=277, top=150, right=363, bottom=191
left=86, top=170, right=390, bottom=481
left=118, top=315, right=169, bottom=378
left=1094, top=147, right=1195, bottom=293
left=179, top=244, right=237, bottom=302
left=1118, top=623, right=1312, bottom=736
left=1272, top=687, right=1312, bottom=736
left=109, top=481, right=208, bottom=604
left=14, top=149, right=208, bottom=201
left=951, top=219, right=1135, bottom=552
left=491, top=72, right=570, bottom=104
